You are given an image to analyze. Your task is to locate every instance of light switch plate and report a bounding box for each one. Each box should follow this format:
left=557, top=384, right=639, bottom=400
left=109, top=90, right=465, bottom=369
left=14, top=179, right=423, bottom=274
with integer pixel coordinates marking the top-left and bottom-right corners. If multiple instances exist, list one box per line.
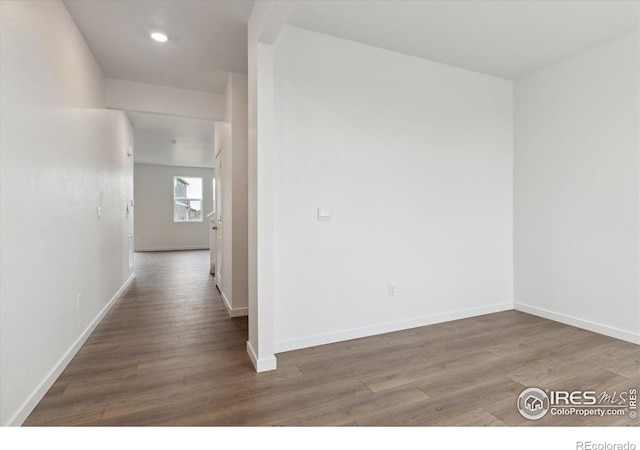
left=317, top=207, right=331, bottom=221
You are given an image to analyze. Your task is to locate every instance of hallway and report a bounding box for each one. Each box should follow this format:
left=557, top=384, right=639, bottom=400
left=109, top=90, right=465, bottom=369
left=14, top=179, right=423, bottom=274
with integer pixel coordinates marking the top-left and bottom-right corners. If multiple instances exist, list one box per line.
left=24, top=250, right=253, bottom=425
left=24, top=251, right=638, bottom=426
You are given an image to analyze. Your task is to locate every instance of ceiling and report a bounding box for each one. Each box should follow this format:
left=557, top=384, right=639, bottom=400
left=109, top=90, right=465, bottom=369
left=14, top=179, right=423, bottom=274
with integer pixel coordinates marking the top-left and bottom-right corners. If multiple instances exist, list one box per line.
left=64, top=0, right=640, bottom=89
left=64, top=0, right=255, bottom=94
left=128, top=112, right=215, bottom=168
left=63, top=0, right=638, bottom=169
left=288, top=1, right=640, bottom=80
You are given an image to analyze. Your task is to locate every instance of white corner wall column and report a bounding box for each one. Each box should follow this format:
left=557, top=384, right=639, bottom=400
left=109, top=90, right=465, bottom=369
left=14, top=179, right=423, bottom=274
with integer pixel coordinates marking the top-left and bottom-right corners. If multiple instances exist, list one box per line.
left=247, top=42, right=277, bottom=371
left=247, top=1, right=295, bottom=372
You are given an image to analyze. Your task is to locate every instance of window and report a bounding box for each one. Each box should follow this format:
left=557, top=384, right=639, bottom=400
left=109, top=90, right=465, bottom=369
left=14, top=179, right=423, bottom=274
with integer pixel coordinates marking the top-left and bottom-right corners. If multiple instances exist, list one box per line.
left=173, top=176, right=203, bottom=222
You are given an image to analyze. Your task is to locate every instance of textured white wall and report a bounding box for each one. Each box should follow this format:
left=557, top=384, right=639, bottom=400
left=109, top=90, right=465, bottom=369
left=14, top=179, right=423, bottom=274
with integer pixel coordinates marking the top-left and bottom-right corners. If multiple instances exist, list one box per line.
left=514, top=32, right=640, bottom=343
left=133, top=163, right=214, bottom=251
left=0, top=0, right=134, bottom=425
left=272, top=26, right=514, bottom=351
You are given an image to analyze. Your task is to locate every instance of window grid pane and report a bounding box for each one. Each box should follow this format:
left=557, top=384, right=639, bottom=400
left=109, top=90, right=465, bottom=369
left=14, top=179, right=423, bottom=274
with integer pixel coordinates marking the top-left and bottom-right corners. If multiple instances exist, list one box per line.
left=173, top=176, right=203, bottom=222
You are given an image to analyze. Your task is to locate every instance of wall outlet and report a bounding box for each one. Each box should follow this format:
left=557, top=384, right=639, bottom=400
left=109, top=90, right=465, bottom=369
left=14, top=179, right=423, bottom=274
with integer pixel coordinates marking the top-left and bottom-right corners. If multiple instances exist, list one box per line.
left=388, top=283, right=397, bottom=297
left=77, top=294, right=82, bottom=310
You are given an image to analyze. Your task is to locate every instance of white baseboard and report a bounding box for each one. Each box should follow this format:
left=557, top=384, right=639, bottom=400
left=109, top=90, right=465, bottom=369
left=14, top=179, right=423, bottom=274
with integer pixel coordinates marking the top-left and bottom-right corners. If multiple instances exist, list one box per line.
left=134, top=246, right=209, bottom=252
left=6, top=273, right=136, bottom=427
left=515, top=302, right=640, bottom=345
left=220, top=291, right=248, bottom=317
left=274, top=302, right=513, bottom=353
left=247, top=341, right=277, bottom=372
left=228, top=308, right=248, bottom=318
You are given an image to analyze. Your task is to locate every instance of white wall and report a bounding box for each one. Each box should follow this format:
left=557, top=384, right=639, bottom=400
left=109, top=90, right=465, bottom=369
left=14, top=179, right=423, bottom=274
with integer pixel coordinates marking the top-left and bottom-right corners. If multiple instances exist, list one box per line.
left=272, top=26, right=514, bottom=352
left=220, top=82, right=234, bottom=307
left=105, top=78, right=225, bottom=121
left=229, top=73, right=250, bottom=314
left=0, top=0, right=134, bottom=425
left=215, top=74, right=249, bottom=317
left=214, top=120, right=230, bottom=281
left=216, top=120, right=234, bottom=305
left=134, top=163, right=214, bottom=251
left=514, top=31, right=640, bottom=344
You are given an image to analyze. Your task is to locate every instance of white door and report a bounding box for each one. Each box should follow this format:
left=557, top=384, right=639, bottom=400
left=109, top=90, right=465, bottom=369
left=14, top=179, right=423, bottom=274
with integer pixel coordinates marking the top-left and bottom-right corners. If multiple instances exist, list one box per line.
left=215, top=151, right=223, bottom=290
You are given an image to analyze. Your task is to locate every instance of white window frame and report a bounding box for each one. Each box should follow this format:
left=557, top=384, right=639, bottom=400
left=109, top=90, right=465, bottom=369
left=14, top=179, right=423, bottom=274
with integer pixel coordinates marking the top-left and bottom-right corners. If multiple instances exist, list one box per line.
left=173, top=176, right=203, bottom=223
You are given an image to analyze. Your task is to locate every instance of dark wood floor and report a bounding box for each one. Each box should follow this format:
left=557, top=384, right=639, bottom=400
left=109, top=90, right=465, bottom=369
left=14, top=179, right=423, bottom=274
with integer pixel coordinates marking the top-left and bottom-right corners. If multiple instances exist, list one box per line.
left=24, top=250, right=639, bottom=426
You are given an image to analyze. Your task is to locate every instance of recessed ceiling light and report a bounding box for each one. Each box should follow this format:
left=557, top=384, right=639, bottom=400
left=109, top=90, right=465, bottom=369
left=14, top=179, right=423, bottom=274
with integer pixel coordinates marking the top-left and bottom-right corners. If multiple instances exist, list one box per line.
left=150, top=32, right=168, bottom=43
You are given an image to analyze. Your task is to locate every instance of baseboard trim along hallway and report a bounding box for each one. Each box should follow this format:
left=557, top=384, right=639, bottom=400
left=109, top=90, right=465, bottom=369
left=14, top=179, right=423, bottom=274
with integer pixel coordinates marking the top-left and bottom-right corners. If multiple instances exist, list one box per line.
left=273, top=302, right=513, bottom=353
left=9, top=273, right=135, bottom=427
left=247, top=341, right=277, bottom=373
left=221, top=292, right=248, bottom=318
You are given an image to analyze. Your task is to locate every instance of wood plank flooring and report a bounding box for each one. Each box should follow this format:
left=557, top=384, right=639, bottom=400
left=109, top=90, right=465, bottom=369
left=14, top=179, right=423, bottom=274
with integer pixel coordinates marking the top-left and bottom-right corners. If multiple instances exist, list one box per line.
left=24, top=250, right=639, bottom=426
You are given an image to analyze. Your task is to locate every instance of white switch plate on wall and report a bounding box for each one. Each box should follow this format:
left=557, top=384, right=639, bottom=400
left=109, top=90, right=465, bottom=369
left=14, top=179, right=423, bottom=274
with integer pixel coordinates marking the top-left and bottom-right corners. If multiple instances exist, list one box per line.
left=317, top=207, right=331, bottom=221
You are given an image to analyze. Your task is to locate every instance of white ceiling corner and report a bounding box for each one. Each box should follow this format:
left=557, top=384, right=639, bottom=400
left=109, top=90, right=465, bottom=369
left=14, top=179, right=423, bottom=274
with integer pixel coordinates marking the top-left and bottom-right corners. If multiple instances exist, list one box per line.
left=286, top=0, right=640, bottom=80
